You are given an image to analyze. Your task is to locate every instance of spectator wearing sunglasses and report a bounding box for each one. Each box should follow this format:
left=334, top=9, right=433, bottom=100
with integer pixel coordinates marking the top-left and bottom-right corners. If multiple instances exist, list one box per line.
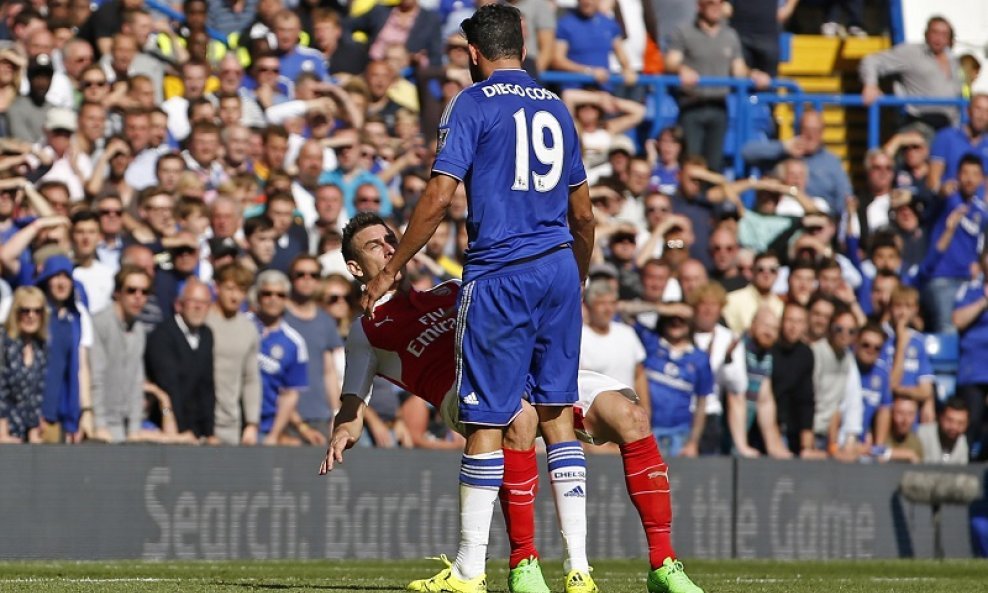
left=883, top=130, right=930, bottom=197
left=810, top=305, right=862, bottom=456
left=88, top=265, right=151, bottom=442
left=249, top=269, right=307, bottom=445
left=834, top=322, right=891, bottom=462
left=152, top=231, right=201, bottom=321
left=284, top=254, right=342, bottom=445
left=606, top=224, right=643, bottom=301
left=94, top=194, right=125, bottom=274
left=0, top=286, right=49, bottom=443
left=852, top=149, right=896, bottom=247
left=722, top=250, right=784, bottom=334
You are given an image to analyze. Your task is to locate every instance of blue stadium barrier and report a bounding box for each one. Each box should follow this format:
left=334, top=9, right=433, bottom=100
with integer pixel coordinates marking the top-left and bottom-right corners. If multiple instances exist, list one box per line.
left=889, top=0, right=906, bottom=46
left=539, top=72, right=802, bottom=177
left=747, top=93, right=969, bottom=151
left=540, top=73, right=968, bottom=178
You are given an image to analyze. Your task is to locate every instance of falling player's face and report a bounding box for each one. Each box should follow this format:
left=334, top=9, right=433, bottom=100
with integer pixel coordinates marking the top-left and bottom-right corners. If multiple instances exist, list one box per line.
left=348, top=224, right=402, bottom=285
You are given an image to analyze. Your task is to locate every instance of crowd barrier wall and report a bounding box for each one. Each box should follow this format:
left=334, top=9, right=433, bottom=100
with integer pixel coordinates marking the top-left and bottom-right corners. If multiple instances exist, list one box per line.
left=0, top=447, right=983, bottom=561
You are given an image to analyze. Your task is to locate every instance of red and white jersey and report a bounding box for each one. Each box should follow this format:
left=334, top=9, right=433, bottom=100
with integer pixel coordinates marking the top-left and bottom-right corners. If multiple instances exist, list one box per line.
left=342, top=280, right=460, bottom=407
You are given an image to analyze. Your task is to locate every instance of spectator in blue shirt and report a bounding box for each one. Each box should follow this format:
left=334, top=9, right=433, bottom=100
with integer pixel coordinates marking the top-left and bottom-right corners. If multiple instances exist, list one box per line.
left=927, top=94, right=988, bottom=197
left=250, top=269, right=308, bottom=445
left=952, top=246, right=988, bottom=460
left=639, top=302, right=714, bottom=457
left=646, top=125, right=684, bottom=196
left=920, top=154, right=987, bottom=333
left=741, top=110, right=853, bottom=216
left=552, top=0, right=637, bottom=90
left=884, top=286, right=936, bottom=423
left=852, top=322, right=892, bottom=451
left=318, top=129, right=392, bottom=217
left=273, top=10, right=329, bottom=83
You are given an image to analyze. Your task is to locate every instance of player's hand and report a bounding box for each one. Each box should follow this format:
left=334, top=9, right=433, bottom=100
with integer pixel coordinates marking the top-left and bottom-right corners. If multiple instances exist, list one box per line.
left=319, top=431, right=356, bottom=474
left=361, top=269, right=397, bottom=319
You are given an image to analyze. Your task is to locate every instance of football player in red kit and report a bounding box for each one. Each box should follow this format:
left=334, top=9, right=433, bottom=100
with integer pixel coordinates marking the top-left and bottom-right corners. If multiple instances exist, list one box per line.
left=319, top=213, right=703, bottom=593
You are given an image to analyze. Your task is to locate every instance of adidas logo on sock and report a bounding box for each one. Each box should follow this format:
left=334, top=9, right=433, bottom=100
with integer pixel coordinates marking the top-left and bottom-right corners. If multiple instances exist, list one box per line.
left=564, top=485, right=585, bottom=498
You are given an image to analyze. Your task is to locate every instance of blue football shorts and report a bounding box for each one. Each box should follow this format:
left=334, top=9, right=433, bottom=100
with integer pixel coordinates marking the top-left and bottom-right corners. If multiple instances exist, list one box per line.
left=454, top=246, right=582, bottom=426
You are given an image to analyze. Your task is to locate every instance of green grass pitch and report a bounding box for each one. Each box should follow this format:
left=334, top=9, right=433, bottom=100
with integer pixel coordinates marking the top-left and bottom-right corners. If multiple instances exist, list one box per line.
left=0, top=559, right=987, bottom=592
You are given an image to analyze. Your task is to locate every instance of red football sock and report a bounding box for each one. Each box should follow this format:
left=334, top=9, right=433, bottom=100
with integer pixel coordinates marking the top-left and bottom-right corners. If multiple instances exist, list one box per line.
left=620, top=436, right=675, bottom=569
left=499, top=447, right=539, bottom=568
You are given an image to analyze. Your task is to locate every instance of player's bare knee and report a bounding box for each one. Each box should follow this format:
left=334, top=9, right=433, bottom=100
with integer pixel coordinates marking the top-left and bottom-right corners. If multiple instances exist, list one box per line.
left=504, top=404, right=538, bottom=450
left=610, top=397, right=651, bottom=443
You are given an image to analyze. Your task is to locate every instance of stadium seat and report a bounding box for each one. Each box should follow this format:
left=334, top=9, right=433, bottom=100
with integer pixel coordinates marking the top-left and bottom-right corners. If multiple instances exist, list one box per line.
left=925, top=332, right=959, bottom=374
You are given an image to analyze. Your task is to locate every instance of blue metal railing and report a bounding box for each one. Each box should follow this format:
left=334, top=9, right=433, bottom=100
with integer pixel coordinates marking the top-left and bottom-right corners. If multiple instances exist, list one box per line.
left=747, top=92, right=969, bottom=148
left=539, top=72, right=802, bottom=177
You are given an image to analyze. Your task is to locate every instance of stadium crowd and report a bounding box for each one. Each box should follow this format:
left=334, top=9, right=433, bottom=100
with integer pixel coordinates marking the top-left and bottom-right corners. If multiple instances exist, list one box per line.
left=0, top=0, right=981, bottom=465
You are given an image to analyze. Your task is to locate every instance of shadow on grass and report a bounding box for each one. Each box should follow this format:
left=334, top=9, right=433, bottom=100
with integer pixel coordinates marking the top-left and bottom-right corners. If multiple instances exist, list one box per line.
left=219, top=582, right=408, bottom=591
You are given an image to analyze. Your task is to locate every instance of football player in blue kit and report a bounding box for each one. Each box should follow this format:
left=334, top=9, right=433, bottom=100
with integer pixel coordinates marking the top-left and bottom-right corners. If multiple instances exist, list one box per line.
left=360, top=4, right=595, bottom=593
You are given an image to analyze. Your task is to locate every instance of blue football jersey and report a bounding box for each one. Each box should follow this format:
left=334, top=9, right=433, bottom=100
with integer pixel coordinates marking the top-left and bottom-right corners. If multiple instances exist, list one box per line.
left=858, top=359, right=892, bottom=443
left=432, top=69, right=587, bottom=279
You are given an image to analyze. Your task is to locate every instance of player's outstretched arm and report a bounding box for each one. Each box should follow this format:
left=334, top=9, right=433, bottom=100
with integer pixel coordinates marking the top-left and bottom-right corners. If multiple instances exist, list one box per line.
left=568, top=181, right=596, bottom=283
left=319, top=394, right=366, bottom=474
left=361, top=174, right=459, bottom=316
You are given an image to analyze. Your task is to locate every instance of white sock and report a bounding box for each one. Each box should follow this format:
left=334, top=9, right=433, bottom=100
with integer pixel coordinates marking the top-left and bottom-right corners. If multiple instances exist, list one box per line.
left=547, top=441, right=589, bottom=572
left=452, top=450, right=504, bottom=581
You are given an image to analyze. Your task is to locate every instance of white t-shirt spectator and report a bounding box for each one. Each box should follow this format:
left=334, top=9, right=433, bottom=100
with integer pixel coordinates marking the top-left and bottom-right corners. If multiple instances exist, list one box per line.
left=579, top=320, right=645, bottom=387
left=73, top=260, right=115, bottom=314
left=693, top=324, right=744, bottom=416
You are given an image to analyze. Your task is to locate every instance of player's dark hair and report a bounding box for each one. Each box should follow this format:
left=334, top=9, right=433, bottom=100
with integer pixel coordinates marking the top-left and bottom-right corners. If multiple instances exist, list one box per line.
left=460, top=4, right=523, bottom=62
left=342, top=212, right=390, bottom=263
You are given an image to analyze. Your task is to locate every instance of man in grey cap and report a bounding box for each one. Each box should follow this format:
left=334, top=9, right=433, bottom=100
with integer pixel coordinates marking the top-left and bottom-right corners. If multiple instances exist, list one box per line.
left=8, top=53, right=55, bottom=143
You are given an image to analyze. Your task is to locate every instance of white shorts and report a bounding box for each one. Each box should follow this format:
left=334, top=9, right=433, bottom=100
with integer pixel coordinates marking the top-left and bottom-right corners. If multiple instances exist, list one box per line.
left=440, top=370, right=638, bottom=445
